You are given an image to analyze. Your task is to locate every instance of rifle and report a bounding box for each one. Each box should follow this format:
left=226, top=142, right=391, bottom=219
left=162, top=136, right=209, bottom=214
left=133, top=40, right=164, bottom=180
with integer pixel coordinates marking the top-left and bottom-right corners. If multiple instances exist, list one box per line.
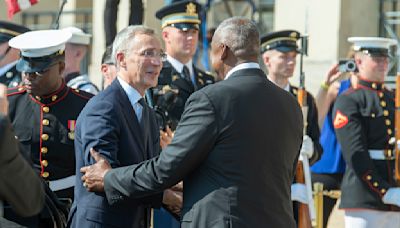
left=295, top=35, right=316, bottom=228
left=395, top=74, right=400, bottom=184
left=52, top=0, right=68, bottom=29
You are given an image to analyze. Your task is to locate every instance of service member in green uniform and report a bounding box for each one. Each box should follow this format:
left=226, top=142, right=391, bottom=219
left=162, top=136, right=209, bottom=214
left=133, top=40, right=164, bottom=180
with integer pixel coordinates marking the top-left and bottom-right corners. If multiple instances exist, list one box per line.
left=149, top=0, right=214, bottom=130
left=333, top=37, right=400, bottom=228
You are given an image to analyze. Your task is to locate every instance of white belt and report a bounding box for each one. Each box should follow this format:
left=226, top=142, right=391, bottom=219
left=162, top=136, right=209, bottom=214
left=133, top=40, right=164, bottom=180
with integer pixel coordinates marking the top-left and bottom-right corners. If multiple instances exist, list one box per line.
left=368, top=150, right=395, bottom=160
left=49, top=175, right=75, bottom=191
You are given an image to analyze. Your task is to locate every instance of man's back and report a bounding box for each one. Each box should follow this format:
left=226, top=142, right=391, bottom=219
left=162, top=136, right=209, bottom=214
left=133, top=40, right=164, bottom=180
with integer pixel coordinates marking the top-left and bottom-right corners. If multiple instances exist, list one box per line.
left=178, top=68, right=303, bottom=227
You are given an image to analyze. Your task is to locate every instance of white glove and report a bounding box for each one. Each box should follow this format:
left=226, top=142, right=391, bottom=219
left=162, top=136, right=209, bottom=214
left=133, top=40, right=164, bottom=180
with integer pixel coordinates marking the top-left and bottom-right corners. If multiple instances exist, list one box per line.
left=382, top=187, right=400, bottom=207
left=291, top=183, right=308, bottom=204
left=300, top=135, right=314, bottom=159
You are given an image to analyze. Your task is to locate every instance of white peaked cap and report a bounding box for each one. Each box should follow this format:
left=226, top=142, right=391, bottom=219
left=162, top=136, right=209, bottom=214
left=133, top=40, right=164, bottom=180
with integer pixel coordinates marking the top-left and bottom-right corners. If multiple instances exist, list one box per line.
left=348, top=37, right=397, bottom=51
left=61, top=26, right=91, bottom=45
left=9, top=29, right=72, bottom=58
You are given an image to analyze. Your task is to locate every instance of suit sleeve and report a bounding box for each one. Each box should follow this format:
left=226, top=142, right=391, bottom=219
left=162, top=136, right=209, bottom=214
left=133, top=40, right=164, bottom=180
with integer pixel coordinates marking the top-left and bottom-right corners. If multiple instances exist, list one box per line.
left=104, top=90, right=218, bottom=205
left=0, top=114, right=44, bottom=216
left=333, top=94, right=392, bottom=198
left=79, top=101, right=121, bottom=167
left=307, top=93, right=323, bottom=164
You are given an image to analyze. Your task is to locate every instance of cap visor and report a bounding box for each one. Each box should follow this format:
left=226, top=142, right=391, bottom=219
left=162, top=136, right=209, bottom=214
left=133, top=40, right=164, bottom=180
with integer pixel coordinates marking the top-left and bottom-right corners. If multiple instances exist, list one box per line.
left=16, top=58, right=53, bottom=73
left=275, top=46, right=299, bottom=53
left=171, top=23, right=199, bottom=31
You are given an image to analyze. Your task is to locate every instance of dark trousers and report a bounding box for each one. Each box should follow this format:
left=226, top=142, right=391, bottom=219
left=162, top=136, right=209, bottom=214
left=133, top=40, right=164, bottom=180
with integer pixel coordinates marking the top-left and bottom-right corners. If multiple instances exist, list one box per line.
left=312, top=173, right=343, bottom=228
left=104, top=0, right=144, bottom=46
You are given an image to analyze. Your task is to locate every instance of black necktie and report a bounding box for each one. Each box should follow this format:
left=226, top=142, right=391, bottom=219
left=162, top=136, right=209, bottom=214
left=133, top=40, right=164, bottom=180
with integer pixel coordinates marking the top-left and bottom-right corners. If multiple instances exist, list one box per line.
left=182, top=65, right=195, bottom=90
left=138, top=98, right=148, bottom=130
left=182, top=65, right=192, bottom=83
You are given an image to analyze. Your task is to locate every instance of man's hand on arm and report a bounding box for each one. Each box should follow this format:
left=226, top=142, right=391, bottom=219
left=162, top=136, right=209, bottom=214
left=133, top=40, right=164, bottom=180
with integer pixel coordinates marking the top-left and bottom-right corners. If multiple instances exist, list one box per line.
left=162, top=187, right=183, bottom=216
left=81, top=148, right=112, bottom=192
left=160, top=125, right=174, bottom=150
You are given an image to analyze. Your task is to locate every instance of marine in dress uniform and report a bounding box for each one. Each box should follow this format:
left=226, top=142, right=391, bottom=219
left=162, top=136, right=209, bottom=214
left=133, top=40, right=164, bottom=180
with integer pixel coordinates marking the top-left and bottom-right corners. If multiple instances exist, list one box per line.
left=149, top=1, right=214, bottom=130
left=333, top=37, right=400, bottom=228
left=4, top=30, right=93, bottom=228
left=62, top=27, right=99, bottom=95
left=0, top=21, right=30, bottom=88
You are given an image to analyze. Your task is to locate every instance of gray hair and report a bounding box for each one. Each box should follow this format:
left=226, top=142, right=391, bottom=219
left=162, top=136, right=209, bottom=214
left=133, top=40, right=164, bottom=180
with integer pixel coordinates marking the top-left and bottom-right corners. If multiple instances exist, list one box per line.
left=213, top=17, right=260, bottom=58
left=112, top=25, right=155, bottom=68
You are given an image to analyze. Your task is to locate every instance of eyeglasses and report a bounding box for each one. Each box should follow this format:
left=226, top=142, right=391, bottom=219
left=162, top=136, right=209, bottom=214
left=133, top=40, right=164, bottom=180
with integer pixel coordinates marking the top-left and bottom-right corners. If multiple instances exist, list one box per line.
left=23, top=63, right=58, bottom=78
left=136, top=49, right=167, bottom=61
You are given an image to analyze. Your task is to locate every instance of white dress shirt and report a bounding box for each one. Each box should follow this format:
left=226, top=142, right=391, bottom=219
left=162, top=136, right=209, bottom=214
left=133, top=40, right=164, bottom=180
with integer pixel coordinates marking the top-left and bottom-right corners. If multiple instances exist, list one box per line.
left=117, top=77, right=144, bottom=121
left=225, top=62, right=261, bottom=80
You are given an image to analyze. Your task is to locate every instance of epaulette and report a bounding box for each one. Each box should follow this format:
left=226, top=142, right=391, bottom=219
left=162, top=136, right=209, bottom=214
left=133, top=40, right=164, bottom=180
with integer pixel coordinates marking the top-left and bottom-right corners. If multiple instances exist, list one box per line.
left=69, top=88, right=94, bottom=100
left=7, top=86, right=26, bottom=97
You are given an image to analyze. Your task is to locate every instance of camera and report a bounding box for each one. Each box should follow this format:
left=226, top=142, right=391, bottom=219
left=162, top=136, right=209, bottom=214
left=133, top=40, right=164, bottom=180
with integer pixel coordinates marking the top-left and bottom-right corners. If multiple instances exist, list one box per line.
left=150, top=85, right=179, bottom=131
left=338, top=59, right=357, bottom=72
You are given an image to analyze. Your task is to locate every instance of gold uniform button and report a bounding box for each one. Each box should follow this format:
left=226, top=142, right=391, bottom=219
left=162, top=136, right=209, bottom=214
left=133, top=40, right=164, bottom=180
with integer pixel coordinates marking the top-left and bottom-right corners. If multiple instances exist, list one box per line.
left=380, top=101, right=386, bottom=107
left=372, top=83, right=377, bottom=89
left=75, top=89, right=80, bottom=93
left=366, top=175, right=372, bottom=180
left=41, top=134, right=49, bottom=141
left=18, top=87, right=24, bottom=91
left=373, top=182, right=379, bottom=187
left=51, top=95, right=57, bottom=101
left=381, top=188, right=386, bottom=194
left=35, top=96, right=41, bottom=101
left=42, top=172, right=49, bottom=178
left=41, top=147, right=48, bottom=154
left=383, top=110, right=389, bottom=116
left=371, top=113, right=376, bottom=118
left=43, top=106, right=50, bottom=113
left=379, top=92, right=384, bottom=98
left=42, top=119, right=49, bottom=126
left=387, top=129, right=393, bottom=135
left=385, top=119, right=391, bottom=126
left=41, top=160, right=48, bottom=167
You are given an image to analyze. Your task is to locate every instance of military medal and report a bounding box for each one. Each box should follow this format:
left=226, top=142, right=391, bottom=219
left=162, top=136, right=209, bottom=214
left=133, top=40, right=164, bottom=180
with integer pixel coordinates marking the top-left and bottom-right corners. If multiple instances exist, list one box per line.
left=68, top=120, right=76, bottom=140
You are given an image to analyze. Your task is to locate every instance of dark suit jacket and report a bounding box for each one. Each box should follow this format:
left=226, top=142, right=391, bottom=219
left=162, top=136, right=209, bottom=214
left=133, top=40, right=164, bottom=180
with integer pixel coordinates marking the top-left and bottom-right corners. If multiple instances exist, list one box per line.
left=0, top=114, right=44, bottom=217
left=103, top=68, right=304, bottom=228
left=68, top=79, right=162, bottom=228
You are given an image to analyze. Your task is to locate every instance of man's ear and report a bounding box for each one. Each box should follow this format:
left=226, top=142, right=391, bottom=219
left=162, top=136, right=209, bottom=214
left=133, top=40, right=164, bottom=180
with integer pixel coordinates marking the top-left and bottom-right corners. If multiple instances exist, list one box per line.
left=262, top=53, right=269, bottom=66
left=220, top=44, right=228, bottom=60
left=116, top=52, right=126, bottom=68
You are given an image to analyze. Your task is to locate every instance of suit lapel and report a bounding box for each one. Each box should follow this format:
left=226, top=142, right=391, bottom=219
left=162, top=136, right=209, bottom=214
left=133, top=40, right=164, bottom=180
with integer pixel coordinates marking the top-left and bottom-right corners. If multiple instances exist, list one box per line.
left=113, top=80, right=146, bottom=159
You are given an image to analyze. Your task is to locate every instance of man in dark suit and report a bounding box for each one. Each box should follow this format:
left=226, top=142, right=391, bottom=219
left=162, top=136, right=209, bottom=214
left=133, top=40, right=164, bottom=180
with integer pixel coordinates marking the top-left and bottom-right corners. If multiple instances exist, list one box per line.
left=0, top=21, right=30, bottom=87
left=81, top=17, right=303, bottom=227
left=68, top=25, right=181, bottom=228
left=148, top=1, right=214, bottom=130
left=0, top=84, right=44, bottom=227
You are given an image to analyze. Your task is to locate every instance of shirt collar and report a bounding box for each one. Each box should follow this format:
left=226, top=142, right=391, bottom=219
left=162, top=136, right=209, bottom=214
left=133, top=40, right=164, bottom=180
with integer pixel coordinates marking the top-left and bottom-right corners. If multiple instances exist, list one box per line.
left=267, top=75, right=290, bottom=91
left=167, top=55, right=193, bottom=75
left=117, top=77, right=143, bottom=107
left=225, top=62, right=260, bottom=80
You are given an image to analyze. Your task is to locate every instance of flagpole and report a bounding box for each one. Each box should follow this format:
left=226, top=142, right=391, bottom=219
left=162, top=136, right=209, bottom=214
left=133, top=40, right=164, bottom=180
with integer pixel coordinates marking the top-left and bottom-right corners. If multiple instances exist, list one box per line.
left=52, top=0, right=68, bottom=29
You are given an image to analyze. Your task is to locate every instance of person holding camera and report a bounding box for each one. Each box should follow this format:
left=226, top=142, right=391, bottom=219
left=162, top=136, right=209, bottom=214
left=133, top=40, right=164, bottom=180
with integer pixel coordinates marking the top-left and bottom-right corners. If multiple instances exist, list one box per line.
left=333, top=37, right=400, bottom=227
left=148, top=1, right=215, bottom=131
left=311, top=50, right=358, bottom=227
